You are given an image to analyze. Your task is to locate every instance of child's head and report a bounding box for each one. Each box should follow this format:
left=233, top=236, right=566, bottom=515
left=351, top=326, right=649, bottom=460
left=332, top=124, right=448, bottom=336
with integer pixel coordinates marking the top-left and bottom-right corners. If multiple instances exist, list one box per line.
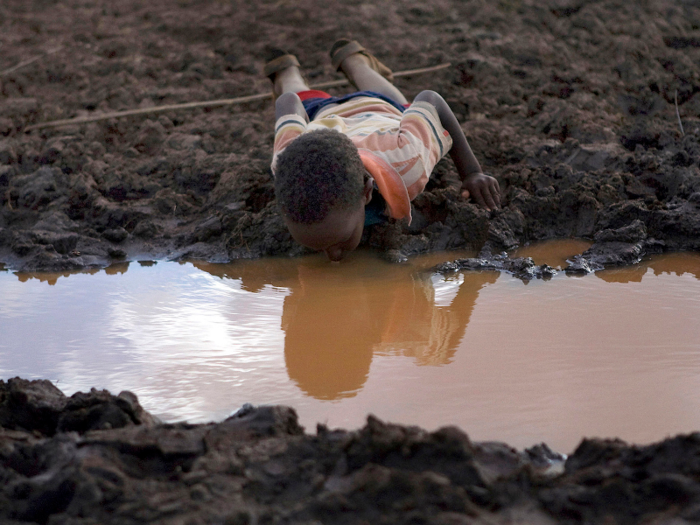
left=274, top=128, right=372, bottom=261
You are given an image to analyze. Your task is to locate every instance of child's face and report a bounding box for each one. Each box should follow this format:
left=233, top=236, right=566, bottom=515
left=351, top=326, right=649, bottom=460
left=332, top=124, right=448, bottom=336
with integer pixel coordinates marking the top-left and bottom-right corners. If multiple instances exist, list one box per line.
left=285, top=204, right=366, bottom=262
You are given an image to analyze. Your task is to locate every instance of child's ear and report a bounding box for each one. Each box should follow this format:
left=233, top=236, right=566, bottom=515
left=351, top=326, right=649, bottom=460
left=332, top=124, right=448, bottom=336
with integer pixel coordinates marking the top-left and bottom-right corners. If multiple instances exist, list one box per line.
left=363, top=178, right=373, bottom=205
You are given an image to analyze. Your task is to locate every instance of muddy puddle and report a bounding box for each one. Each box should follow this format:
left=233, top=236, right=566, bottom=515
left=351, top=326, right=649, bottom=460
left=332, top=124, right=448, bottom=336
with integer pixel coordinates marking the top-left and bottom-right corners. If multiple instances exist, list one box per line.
left=1, top=241, right=699, bottom=453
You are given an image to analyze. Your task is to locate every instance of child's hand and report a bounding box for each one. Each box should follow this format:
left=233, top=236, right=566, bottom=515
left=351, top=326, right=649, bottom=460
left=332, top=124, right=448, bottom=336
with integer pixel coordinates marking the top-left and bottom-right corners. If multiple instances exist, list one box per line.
left=461, top=173, right=501, bottom=211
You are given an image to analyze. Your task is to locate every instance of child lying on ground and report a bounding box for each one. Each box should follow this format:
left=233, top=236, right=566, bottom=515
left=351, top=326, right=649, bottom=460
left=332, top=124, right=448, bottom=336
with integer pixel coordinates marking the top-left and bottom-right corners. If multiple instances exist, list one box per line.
left=266, top=39, right=500, bottom=261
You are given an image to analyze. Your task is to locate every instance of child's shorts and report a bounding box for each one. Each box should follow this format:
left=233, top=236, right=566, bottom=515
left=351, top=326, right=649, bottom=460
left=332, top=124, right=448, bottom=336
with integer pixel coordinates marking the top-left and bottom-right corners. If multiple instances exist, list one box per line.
left=297, top=90, right=408, bottom=120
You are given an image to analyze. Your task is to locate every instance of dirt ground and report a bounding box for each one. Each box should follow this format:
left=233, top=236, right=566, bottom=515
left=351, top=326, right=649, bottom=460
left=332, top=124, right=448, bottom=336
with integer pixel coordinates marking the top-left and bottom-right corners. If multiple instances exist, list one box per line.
left=5, top=377, right=700, bottom=525
left=2, top=0, right=700, bottom=522
left=0, top=0, right=699, bottom=272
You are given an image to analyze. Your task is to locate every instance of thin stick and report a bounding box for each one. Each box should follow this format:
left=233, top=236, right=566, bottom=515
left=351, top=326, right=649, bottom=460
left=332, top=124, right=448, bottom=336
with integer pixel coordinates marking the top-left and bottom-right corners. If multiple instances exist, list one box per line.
left=0, top=47, right=61, bottom=78
left=25, top=62, right=451, bottom=131
left=311, top=63, right=452, bottom=89
left=675, top=89, right=685, bottom=137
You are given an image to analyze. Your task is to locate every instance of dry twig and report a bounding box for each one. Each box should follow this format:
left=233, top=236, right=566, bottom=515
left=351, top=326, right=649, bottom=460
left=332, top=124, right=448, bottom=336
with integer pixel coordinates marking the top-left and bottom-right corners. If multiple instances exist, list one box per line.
left=24, top=63, right=451, bottom=131
left=674, top=89, right=685, bottom=137
left=0, top=47, right=61, bottom=78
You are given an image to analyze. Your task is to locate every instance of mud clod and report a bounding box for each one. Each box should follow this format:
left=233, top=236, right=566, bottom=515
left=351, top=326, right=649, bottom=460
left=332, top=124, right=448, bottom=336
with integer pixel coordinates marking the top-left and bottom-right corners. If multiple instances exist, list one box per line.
left=433, top=254, right=557, bottom=282
left=2, top=380, right=700, bottom=523
left=0, top=377, right=156, bottom=437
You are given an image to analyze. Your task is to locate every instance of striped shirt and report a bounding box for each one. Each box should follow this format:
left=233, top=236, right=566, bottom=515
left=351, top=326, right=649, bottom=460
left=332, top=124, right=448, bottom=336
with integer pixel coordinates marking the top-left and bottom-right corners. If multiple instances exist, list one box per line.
left=272, top=97, right=453, bottom=215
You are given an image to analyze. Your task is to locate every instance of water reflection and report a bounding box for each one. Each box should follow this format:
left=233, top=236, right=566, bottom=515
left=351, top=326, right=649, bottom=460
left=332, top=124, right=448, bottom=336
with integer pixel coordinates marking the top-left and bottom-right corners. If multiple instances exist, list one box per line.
left=596, top=252, right=700, bottom=283
left=2, top=247, right=700, bottom=451
left=15, top=267, right=100, bottom=286
left=16, top=260, right=154, bottom=284
left=105, top=262, right=130, bottom=275
left=513, top=238, right=593, bottom=269
left=193, top=255, right=496, bottom=400
left=513, top=240, right=700, bottom=283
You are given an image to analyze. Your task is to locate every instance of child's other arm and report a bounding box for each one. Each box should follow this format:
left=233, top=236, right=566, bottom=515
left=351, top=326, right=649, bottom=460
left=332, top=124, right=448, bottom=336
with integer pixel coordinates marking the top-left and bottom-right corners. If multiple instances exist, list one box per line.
left=275, top=93, right=309, bottom=123
left=414, top=90, right=500, bottom=211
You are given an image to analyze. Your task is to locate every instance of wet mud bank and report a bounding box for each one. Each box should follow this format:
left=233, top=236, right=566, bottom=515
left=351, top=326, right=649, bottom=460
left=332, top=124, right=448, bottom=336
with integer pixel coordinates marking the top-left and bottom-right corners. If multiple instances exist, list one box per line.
left=4, top=377, right=700, bottom=525
left=1, top=0, right=700, bottom=271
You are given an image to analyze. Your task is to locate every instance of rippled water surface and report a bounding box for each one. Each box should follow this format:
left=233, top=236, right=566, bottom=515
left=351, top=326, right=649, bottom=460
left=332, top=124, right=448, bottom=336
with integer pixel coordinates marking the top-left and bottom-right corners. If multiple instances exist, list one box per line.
left=1, top=241, right=699, bottom=453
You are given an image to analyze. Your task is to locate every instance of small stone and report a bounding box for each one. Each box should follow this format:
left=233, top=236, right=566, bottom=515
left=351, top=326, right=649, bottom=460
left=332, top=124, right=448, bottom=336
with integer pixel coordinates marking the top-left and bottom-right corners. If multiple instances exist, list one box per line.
left=564, top=255, right=602, bottom=274
left=594, top=219, right=647, bottom=243
left=133, top=220, right=161, bottom=238
left=103, top=227, right=129, bottom=243
left=166, top=133, right=202, bottom=151
left=30, top=231, right=79, bottom=255
left=382, top=249, right=408, bottom=264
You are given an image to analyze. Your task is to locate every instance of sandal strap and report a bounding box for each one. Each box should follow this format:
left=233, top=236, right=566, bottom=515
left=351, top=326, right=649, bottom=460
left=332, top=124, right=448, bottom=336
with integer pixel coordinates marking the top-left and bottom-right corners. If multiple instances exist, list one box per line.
left=330, top=40, right=366, bottom=71
left=263, top=54, right=300, bottom=79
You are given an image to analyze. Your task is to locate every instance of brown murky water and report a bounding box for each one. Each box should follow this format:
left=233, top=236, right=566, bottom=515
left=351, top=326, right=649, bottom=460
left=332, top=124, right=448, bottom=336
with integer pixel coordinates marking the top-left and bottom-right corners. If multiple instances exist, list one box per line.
left=1, top=241, right=699, bottom=453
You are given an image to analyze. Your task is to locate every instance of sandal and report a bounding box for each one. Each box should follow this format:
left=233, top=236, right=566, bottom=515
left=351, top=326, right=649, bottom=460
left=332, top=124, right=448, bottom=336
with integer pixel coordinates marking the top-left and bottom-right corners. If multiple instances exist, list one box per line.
left=263, top=48, right=301, bottom=100
left=330, top=39, right=394, bottom=88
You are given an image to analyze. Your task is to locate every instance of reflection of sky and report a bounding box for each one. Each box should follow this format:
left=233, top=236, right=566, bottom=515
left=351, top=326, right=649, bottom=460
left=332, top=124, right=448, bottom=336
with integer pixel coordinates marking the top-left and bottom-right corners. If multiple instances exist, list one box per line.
left=0, top=263, right=293, bottom=422
left=431, top=273, right=464, bottom=307
left=1, top=250, right=700, bottom=453
left=0, top=269, right=133, bottom=378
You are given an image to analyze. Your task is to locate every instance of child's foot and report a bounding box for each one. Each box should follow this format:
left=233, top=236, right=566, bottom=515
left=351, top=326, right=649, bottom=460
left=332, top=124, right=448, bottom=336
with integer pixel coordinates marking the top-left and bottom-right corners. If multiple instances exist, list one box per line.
left=329, top=39, right=407, bottom=104
left=263, top=48, right=308, bottom=99
left=330, top=39, right=394, bottom=87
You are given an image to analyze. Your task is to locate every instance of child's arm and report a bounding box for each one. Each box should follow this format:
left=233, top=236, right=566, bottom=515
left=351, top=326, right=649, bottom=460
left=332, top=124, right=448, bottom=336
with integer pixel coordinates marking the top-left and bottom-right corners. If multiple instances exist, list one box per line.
left=414, top=90, right=500, bottom=211
left=275, top=93, right=309, bottom=123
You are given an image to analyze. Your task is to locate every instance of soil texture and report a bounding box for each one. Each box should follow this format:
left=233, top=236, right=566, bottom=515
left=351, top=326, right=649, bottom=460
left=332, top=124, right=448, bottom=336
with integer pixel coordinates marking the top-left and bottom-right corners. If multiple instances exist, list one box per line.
left=5, top=377, right=700, bottom=525
left=0, top=0, right=699, bottom=271
left=2, top=1, right=700, bottom=522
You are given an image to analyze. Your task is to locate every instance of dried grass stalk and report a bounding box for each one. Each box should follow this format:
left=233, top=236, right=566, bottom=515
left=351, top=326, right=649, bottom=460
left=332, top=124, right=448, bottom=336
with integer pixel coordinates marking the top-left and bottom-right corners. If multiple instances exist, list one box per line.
left=24, top=63, right=451, bottom=131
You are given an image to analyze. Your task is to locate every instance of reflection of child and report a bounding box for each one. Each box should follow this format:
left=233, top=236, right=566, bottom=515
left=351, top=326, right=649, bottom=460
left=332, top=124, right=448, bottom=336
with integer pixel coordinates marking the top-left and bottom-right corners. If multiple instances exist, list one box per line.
left=193, top=257, right=497, bottom=400
left=266, top=39, right=501, bottom=262
left=281, top=261, right=498, bottom=400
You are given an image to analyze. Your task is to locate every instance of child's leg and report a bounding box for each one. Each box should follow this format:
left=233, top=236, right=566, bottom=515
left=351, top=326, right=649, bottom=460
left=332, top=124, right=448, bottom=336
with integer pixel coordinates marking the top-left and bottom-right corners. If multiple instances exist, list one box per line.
left=273, top=66, right=309, bottom=98
left=338, top=54, right=408, bottom=105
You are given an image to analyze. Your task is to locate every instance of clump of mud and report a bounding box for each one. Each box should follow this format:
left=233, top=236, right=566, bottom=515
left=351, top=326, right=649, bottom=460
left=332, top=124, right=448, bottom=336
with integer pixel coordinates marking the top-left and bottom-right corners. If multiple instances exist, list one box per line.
left=1, top=0, right=699, bottom=271
left=3, top=377, right=700, bottom=524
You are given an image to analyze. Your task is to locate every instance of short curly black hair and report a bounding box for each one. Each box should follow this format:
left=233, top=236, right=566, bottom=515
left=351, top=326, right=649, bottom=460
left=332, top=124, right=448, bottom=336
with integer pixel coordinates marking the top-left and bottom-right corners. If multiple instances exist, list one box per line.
left=274, top=128, right=366, bottom=224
